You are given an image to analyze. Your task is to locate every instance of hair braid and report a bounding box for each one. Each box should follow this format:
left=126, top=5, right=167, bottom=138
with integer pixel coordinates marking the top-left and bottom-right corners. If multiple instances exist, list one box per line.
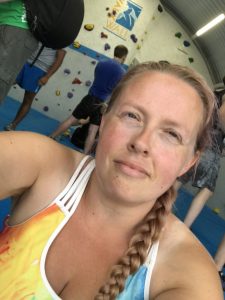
left=95, top=186, right=176, bottom=300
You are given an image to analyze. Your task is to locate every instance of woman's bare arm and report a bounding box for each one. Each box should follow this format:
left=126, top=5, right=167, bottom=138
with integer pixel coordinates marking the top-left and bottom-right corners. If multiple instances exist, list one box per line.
left=0, top=131, right=78, bottom=200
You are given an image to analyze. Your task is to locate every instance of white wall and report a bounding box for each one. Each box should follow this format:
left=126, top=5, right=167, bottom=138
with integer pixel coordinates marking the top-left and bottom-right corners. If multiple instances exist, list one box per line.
left=134, top=0, right=213, bottom=86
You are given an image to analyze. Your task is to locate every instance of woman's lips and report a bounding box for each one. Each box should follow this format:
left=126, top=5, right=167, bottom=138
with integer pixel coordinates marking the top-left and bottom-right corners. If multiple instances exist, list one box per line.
left=115, top=160, right=150, bottom=178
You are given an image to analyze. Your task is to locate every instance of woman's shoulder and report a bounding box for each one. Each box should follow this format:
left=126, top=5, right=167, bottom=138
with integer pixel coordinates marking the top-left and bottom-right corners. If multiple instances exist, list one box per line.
left=150, top=214, right=222, bottom=299
left=17, top=131, right=86, bottom=183
left=159, top=214, right=216, bottom=272
left=1, top=130, right=83, bottom=164
left=2, top=131, right=87, bottom=223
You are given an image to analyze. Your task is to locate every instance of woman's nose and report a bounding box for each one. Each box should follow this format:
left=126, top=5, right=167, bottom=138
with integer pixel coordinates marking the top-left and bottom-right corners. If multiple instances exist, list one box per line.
left=128, top=130, right=151, bottom=156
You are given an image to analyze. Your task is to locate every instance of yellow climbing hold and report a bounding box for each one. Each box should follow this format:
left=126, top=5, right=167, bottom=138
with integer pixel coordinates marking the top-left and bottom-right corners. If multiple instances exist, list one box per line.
left=84, top=24, right=94, bottom=31
left=73, top=41, right=81, bottom=48
left=55, top=89, right=61, bottom=96
left=213, top=207, right=220, bottom=214
left=136, top=44, right=141, bottom=50
left=63, top=129, right=71, bottom=137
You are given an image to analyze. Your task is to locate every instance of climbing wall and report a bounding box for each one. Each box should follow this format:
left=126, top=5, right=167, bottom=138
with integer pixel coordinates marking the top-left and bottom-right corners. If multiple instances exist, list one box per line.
left=8, top=0, right=213, bottom=121
left=8, top=0, right=155, bottom=121
left=134, top=1, right=213, bottom=86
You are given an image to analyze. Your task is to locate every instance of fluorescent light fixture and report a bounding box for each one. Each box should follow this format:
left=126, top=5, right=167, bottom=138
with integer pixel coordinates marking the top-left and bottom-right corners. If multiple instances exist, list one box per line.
left=195, top=13, right=225, bottom=36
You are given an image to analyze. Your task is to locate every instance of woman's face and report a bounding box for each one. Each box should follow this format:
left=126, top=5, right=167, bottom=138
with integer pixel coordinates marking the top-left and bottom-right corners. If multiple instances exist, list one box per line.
left=95, top=71, right=204, bottom=206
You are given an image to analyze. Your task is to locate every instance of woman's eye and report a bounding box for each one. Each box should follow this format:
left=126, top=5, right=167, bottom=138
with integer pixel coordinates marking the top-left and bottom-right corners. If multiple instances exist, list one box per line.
left=166, top=130, right=182, bottom=143
left=126, top=112, right=138, bottom=119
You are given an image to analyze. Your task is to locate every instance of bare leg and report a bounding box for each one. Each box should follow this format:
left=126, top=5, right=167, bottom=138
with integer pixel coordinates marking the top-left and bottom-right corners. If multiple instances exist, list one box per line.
left=84, top=124, right=99, bottom=154
left=10, top=91, right=36, bottom=128
left=184, top=187, right=213, bottom=227
left=174, top=180, right=182, bottom=191
left=215, top=235, right=225, bottom=271
left=50, top=115, right=79, bottom=138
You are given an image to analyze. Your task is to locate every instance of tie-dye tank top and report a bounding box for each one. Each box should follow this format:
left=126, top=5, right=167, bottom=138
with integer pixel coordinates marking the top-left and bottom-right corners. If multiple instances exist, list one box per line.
left=0, top=156, right=159, bottom=299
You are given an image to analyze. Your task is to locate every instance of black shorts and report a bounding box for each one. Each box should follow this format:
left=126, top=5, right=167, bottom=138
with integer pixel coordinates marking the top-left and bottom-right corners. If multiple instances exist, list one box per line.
left=178, top=148, right=221, bottom=192
left=72, top=94, right=103, bottom=126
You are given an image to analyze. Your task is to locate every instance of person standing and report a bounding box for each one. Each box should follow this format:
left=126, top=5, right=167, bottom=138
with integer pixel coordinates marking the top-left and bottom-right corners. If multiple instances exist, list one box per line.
left=50, top=44, right=128, bottom=154
left=0, top=0, right=38, bottom=103
left=174, top=89, right=225, bottom=228
left=4, top=43, right=66, bottom=130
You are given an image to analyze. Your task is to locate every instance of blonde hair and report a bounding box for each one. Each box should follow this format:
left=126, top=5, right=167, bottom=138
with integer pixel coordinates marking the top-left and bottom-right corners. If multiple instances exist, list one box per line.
left=95, top=61, right=216, bottom=299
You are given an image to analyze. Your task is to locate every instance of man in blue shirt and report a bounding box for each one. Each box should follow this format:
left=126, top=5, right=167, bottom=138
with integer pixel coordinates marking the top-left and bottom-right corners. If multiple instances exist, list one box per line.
left=50, top=45, right=128, bottom=154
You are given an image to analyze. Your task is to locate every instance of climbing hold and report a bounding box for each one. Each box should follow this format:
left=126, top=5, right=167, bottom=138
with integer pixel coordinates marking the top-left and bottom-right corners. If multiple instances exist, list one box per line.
left=68, top=109, right=72, bottom=112
left=63, top=129, right=71, bottom=137
left=72, top=77, right=82, bottom=84
left=188, top=57, right=194, bottom=63
left=43, top=106, right=49, bottom=112
left=183, top=40, right=191, bottom=47
left=73, top=40, right=81, bottom=48
left=77, top=70, right=81, bottom=74
left=101, top=32, right=108, bottom=38
left=136, top=44, right=141, bottom=50
left=35, top=98, right=38, bottom=101
left=158, top=4, right=163, bottom=12
left=72, top=88, right=75, bottom=92
left=91, top=60, right=96, bottom=65
left=64, top=68, right=71, bottom=75
left=85, top=80, right=92, bottom=87
left=67, top=92, right=73, bottom=99
left=57, top=103, right=60, bottom=106
left=130, top=34, right=138, bottom=43
left=213, top=207, right=220, bottom=214
left=112, top=10, right=117, bottom=16
left=175, top=32, right=182, bottom=38
left=55, top=89, right=61, bottom=96
left=106, top=7, right=110, bottom=11
left=84, top=24, right=94, bottom=31
left=108, top=12, right=111, bottom=17
left=104, top=43, right=111, bottom=50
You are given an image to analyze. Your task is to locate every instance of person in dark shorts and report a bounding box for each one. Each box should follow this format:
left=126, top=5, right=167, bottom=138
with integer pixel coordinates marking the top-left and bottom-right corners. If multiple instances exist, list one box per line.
left=71, top=104, right=108, bottom=153
left=71, top=123, right=90, bottom=151
left=50, top=45, right=128, bottom=154
left=174, top=92, right=225, bottom=227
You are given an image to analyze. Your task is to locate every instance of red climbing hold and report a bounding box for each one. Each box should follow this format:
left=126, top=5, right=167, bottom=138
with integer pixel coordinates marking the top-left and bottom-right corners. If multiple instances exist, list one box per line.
left=72, top=77, right=82, bottom=84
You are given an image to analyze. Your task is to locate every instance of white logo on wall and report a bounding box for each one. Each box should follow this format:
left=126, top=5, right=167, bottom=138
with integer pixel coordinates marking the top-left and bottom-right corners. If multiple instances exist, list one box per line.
left=104, top=0, right=142, bottom=40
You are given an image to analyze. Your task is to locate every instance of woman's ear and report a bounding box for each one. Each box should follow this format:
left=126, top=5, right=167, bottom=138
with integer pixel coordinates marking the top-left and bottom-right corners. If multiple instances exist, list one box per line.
left=179, top=150, right=201, bottom=177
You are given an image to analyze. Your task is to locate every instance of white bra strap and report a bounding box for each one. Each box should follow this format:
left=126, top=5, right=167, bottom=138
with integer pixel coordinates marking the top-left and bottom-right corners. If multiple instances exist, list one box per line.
left=59, top=159, right=95, bottom=207
left=144, top=240, right=159, bottom=299
left=54, top=155, right=90, bottom=205
left=67, top=160, right=95, bottom=214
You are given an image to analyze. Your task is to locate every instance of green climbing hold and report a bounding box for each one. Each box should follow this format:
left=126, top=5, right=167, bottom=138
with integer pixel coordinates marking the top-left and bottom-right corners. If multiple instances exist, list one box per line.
left=175, top=32, right=182, bottom=38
